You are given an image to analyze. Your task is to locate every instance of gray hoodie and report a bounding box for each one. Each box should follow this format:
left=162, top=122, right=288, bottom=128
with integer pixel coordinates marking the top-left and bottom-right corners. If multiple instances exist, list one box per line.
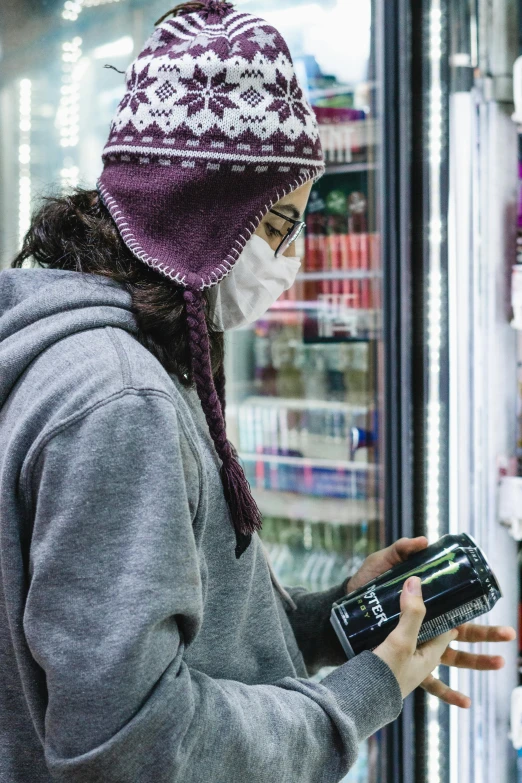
left=0, top=267, right=402, bottom=783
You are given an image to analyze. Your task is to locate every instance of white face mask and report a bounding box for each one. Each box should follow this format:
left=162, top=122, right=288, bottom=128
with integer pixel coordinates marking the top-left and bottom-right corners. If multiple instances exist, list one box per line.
left=207, top=233, right=301, bottom=331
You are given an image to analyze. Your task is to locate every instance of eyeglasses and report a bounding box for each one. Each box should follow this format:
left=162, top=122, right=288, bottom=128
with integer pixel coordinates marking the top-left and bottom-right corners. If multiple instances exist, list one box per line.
left=269, top=208, right=306, bottom=258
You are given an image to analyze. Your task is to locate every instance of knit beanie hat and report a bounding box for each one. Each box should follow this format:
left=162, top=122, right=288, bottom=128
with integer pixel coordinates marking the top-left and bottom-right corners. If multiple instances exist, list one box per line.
left=96, top=0, right=325, bottom=558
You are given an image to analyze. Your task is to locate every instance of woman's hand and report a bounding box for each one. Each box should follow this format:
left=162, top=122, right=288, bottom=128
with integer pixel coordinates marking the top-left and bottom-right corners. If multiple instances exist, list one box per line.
left=345, top=537, right=516, bottom=707
left=420, top=623, right=516, bottom=707
left=345, top=536, right=430, bottom=594
left=373, top=576, right=457, bottom=699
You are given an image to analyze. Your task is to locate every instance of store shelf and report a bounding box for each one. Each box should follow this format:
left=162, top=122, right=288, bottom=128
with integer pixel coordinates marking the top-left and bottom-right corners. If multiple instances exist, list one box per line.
left=252, top=488, right=378, bottom=525
left=235, top=396, right=370, bottom=413
left=296, top=270, right=382, bottom=281
left=323, top=161, right=378, bottom=175
left=260, top=306, right=381, bottom=340
left=239, top=451, right=375, bottom=471
left=308, top=83, right=378, bottom=99
left=270, top=301, right=380, bottom=313
left=268, top=301, right=325, bottom=311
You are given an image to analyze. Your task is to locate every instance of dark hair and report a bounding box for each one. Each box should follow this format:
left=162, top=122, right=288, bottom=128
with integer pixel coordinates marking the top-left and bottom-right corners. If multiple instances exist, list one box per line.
left=154, top=2, right=207, bottom=24
left=10, top=186, right=224, bottom=387
left=11, top=184, right=261, bottom=555
left=154, top=1, right=231, bottom=26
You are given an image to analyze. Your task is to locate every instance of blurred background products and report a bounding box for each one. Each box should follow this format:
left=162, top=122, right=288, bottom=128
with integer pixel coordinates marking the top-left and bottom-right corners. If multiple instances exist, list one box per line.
left=261, top=516, right=378, bottom=592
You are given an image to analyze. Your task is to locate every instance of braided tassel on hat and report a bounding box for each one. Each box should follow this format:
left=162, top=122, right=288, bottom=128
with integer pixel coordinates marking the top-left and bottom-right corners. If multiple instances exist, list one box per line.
left=183, top=290, right=261, bottom=558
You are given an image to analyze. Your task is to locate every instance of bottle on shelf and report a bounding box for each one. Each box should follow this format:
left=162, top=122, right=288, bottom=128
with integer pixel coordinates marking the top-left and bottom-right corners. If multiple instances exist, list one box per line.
left=304, top=190, right=328, bottom=300
left=301, top=345, right=328, bottom=400
left=253, top=322, right=278, bottom=396
left=346, top=191, right=368, bottom=311
left=518, top=355, right=522, bottom=474
left=343, top=343, right=373, bottom=405
left=368, top=231, right=381, bottom=310
left=325, top=347, right=348, bottom=402
left=516, top=544, right=522, bottom=682
left=325, top=188, right=349, bottom=299
left=312, top=105, right=372, bottom=165
left=272, top=329, right=305, bottom=399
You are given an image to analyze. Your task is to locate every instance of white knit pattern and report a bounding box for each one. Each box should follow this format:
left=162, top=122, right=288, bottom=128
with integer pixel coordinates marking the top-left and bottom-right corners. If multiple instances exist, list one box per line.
left=107, top=14, right=321, bottom=158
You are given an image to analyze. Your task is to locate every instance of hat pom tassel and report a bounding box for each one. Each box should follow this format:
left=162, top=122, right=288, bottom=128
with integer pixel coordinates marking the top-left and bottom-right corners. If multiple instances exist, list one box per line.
left=201, top=0, right=234, bottom=19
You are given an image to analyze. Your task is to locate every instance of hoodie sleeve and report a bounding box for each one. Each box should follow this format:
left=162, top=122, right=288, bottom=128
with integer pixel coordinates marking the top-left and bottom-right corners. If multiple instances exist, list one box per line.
left=282, top=582, right=352, bottom=676
left=24, top=390, right=402, bottom=783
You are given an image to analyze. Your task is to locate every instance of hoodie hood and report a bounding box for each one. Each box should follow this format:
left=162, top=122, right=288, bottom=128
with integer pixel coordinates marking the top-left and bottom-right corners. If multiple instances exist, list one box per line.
left=0, top=268, right=139, bottom=411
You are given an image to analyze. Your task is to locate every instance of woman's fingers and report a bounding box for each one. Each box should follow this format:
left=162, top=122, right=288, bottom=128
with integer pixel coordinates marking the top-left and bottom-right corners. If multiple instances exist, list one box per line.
left=441, top=646, right=505, bottom=670
left=390, top=537, right=429, bottom=564
left=370, top=537, right=429, bottom=572
left=454, top=623, right=516, bottom=643
left=421, top=674, right=471, bottom=708
left=416, top=622, right=515, bottom=708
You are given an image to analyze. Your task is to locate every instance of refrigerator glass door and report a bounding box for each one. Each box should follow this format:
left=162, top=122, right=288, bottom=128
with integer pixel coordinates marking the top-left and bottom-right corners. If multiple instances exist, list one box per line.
left=223, top=3, right=384, bottom=781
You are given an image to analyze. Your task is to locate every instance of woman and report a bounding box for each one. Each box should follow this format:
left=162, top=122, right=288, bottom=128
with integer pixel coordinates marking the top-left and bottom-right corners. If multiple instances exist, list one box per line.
left=0, top=1, right=514, bottom=781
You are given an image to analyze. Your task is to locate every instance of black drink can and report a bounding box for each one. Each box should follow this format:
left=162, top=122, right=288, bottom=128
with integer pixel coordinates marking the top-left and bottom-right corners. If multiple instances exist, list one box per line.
left=330, top=533, right=502, bottom=659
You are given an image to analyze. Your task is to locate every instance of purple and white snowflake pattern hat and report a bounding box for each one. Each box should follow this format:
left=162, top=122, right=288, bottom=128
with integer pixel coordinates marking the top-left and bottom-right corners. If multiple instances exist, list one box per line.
left=96, top=0, right=325, bottom=559
left=97, top=0, right=324, bottom=289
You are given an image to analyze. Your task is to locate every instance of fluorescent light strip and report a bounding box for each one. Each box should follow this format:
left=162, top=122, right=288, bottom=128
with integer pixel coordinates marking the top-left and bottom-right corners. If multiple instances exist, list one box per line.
left=62, top=0, right=125, bottom=20
left=426, top=1, right=443, bottom=545
left=83, top=0, right=125, bottom=6
left=57, top=37, right=90, bottom=191
left=428, top=668, right=442, bottom=783
left=18, top=79, right=32, bottom=248
left=426, top=3, right=444, bottom=783
left=58, top=38, right=82, bottom=152
left=62, top=1, right=82, bottom=21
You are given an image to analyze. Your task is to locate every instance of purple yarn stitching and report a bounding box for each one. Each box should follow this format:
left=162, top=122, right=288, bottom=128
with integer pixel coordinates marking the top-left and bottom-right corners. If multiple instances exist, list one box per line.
left=183, top=290, right=262, bottom=556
